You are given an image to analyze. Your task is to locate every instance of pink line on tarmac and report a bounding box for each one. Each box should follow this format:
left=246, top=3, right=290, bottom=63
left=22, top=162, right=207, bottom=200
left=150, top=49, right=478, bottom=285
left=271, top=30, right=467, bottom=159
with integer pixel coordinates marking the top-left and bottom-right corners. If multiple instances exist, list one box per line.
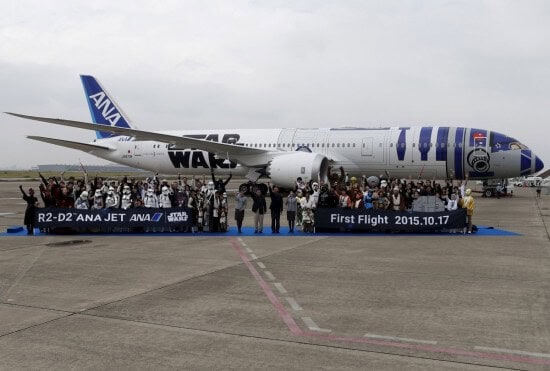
left=230, top=239, right=303, bottom=336
left=230, top=238, right=550, bottom=366
left=303, top=332, right=550, bottom=366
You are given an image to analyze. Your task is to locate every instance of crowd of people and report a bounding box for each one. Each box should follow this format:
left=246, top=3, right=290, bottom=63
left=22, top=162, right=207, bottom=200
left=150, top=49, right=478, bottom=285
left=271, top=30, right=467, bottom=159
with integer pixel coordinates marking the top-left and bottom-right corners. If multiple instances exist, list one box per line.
left=242, top=167, right=475, bottom=234
left=18, top=166, right=475, bottom=235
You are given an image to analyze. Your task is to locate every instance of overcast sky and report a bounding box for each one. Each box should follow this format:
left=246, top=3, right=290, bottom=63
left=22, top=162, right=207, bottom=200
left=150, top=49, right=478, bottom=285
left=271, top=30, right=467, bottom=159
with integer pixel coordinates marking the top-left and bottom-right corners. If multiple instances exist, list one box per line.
left=1, top=0, right=549, bottom=170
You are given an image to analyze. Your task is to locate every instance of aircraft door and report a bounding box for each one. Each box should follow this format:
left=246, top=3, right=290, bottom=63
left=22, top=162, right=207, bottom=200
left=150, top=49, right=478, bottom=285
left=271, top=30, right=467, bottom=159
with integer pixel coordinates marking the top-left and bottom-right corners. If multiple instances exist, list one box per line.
left=361, top=132, right=386, bottom=164
left=133, top=143, right=142, bottom=156
left=361, top=138, right=373, bottom=156
left=132, top=143, right=142, bottom=166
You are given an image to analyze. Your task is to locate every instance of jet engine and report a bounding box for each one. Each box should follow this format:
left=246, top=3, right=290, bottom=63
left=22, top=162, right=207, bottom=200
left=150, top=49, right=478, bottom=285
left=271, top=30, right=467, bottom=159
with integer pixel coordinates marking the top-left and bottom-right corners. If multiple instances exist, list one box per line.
left=267, top=152, right=329, bottom=188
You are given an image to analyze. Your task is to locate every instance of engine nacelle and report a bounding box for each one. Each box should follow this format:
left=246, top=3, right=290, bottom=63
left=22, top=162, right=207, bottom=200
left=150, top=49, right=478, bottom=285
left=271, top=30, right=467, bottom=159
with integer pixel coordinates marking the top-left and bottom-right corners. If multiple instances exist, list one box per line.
left=267, top=152, right=329, bottom=188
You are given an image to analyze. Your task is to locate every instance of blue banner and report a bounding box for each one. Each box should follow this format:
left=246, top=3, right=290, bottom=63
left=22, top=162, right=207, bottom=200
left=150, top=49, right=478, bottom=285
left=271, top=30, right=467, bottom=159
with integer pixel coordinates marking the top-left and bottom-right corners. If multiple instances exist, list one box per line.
left=314, top=208, right=467, bottom=232
left=35, top=208, right=192, bottom=229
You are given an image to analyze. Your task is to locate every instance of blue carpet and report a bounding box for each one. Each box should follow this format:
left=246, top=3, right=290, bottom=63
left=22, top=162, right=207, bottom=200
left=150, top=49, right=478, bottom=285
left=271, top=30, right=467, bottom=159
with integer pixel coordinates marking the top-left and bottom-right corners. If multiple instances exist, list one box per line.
left=0, top=225, right=521, bottom=237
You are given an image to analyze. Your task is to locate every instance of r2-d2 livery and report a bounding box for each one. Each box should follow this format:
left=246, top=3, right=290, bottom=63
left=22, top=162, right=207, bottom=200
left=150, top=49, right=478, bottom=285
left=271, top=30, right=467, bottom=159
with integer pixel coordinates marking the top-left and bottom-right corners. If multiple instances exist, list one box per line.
left=8, top=75, right=545, bottom=189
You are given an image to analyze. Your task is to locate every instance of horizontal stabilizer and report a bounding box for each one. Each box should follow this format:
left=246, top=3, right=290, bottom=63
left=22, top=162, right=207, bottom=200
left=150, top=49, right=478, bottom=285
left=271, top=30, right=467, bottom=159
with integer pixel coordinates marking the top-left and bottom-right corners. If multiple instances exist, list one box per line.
left=27, top=136, right=114, bottom=153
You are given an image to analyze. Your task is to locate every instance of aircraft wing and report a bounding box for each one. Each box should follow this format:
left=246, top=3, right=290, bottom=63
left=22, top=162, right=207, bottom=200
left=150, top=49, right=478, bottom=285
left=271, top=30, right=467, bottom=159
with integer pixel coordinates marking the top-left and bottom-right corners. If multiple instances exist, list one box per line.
left=7, top=112, right=270, bottom=166
left=27, top=136, right=115, bottom=153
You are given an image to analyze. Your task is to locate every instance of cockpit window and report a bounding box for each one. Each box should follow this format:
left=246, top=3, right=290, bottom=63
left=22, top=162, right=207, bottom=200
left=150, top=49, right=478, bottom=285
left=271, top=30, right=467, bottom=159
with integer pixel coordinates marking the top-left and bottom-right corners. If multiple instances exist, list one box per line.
left=509, top=142, right=528, bottom=150
left=490, top=132, right=528, bottom=152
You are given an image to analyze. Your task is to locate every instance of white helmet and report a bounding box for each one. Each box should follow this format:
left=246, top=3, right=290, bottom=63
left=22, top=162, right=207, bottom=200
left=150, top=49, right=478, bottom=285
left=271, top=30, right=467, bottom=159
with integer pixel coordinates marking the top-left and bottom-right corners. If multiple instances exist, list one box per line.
left=80, top=191, right=88, bottom=199
left=94, top=190, right=102, bottom=197
left=312, top=182, right=319, bottom=191
left=147, top=188, right=154, bottom=195
left=162, top=186, right=169, bottom=195
left=207, top=181, right=215, bottom=190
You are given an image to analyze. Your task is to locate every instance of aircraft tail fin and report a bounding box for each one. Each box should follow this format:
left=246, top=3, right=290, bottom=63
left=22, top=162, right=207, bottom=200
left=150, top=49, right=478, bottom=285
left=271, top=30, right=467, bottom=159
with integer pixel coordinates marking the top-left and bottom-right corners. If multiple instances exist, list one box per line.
left=80, top=75, right=135, bottom=139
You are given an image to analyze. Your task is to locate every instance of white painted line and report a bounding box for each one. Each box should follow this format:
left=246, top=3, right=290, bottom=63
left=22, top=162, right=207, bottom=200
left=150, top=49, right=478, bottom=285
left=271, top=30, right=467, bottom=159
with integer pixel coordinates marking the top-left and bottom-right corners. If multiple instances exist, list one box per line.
left=364, top=333, right=437, bottom=345
left=264, top=271, right=276, bottom=281
left=0, top=213, right=15, bottom=216
left=302, top=317, right=332, bottom=333
left=7, top=299, right=14, bottom=302
left=285, top=297, right=303, bottom=311
left=241, top=242, right=247, bottom=247
left=237, top=238, right=243, bottom=242
left=0, top=198, right=20, bottom=200
left=245, top=247, right=253, bottom=253
left=274, top=283, right=287, bottom=294
left=474, top=346, right=550, bottom=359
left=257, top=262, right=266, bottom=269
left=249, top=254, right=258, bottom=260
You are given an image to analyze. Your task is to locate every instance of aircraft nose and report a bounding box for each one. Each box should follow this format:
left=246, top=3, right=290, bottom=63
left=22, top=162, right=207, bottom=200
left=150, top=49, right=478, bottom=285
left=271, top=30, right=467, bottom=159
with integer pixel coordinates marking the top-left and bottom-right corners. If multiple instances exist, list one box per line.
left=535, top=156, right=544, bottom=173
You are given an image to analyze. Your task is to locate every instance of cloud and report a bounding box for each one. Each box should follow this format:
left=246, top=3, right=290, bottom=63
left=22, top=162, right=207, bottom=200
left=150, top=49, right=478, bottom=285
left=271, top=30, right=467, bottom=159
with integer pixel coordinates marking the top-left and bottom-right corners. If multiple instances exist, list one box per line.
left=0, top=0, right=548, bottom=169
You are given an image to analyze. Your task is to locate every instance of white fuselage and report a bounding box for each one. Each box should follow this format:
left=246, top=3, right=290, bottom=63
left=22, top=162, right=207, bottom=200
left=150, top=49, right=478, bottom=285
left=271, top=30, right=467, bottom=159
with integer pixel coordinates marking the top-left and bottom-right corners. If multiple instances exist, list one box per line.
left=89, top=126, right=538, bottom=183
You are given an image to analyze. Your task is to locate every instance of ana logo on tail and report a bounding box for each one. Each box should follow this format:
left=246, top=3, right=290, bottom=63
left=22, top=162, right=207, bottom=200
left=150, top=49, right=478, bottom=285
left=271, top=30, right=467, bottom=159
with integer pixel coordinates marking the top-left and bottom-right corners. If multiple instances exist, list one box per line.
left=88, top=92, right=122, bottom=126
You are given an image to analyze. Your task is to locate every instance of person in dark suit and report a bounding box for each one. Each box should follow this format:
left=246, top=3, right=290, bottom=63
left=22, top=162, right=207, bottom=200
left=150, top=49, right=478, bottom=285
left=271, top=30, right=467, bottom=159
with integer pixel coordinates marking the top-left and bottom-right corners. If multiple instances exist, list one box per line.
left=19, top=185, right=38, bottom=235
left=267, top=182, right=283, bottom=233
left=251, top=188, right=267, bottom=233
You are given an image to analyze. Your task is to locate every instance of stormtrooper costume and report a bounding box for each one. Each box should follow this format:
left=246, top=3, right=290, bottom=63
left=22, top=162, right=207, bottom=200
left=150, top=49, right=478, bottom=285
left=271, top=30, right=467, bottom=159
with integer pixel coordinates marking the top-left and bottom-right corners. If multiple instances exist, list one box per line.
left=159, top=186, right=173, bottom=208
left=92, top=189, right=104, bottom=209
left=143, top=189, right=159, bottom=208
left=446, top=193, right=459, bottom=211
left=105, top=187, right=119, bottom=208
left=75, top=191, right=89, bottom=210
left=120, top=186, right=133, bottom=210
left=446, top=193, right=459, bottom=233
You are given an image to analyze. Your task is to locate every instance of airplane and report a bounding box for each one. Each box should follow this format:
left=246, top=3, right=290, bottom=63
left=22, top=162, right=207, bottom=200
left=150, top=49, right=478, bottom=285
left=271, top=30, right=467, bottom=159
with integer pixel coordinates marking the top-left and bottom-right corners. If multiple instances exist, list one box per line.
left=6, top=75, right=544, bottom=191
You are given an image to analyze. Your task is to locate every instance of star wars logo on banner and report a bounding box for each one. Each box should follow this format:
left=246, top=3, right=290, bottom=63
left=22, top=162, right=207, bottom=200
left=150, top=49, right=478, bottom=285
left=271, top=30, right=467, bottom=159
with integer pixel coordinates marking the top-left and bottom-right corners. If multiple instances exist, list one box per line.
left=166, top=211, right=189, bottom=223
left=314, top=208, right=467, bottom=232
left=35, top=208, right=192, bottom=228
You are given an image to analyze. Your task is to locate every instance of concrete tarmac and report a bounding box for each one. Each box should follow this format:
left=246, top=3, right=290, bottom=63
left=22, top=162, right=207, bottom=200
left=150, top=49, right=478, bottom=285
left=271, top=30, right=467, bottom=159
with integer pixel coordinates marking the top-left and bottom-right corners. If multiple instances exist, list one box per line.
left=0, top=181, right=549, bottom=370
